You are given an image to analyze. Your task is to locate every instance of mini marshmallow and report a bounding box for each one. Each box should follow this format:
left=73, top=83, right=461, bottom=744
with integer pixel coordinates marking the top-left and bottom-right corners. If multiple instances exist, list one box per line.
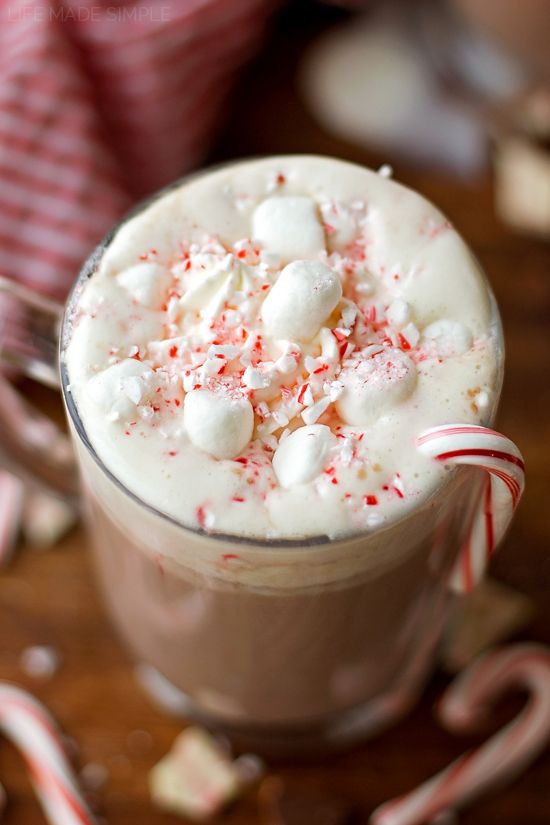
left=261, top=260, right=342, bottom=342
left=184, top=389, right=253, bottom=460
left=117, top=262, right=170, bottom=307
left=336, top=348, right=417, bottom=426
left=86, top=359, right=154, bottom=421
left=272, top=424, right=336, bottom=488
left=252, top=196, right=325, bottom=261
left=422, top=319, right=473, bottom=357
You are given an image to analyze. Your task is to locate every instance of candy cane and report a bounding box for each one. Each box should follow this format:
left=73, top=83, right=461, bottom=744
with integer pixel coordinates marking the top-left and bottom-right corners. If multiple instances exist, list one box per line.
left=416, top=424, right=525, bottom=593
left=371, top=644, right=550, bottom=825
left=0, top=683, right=98, bottom=825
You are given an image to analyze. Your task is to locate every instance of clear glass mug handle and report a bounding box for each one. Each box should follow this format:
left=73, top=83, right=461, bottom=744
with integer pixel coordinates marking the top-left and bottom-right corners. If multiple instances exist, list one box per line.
left=0, top=276, right=79, bottom=502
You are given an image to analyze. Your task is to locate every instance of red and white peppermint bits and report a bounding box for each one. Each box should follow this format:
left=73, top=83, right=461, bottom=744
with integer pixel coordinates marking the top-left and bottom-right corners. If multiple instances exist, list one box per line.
left=371, top=644, right=550, bottom=825
left=416, top=424, right=525, bottom=593
left=0, top=683, right=98, bottom=825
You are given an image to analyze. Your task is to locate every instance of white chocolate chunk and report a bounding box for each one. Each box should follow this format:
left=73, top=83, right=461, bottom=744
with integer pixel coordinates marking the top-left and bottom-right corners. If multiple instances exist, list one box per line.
left=117, top=262, right=170, bottom=307
left=184, top=389, right=253, bottom=460
left=422, top=319, right=473, bottom=357
left=261, top=260, right=342, bottom=341
left=272, top=424, right=336, bottom=488
left=86, top=359, right=154, bottom=421
left=336, top=347, right=417, bottom=426
left=252, top=196, right=325, bottom=261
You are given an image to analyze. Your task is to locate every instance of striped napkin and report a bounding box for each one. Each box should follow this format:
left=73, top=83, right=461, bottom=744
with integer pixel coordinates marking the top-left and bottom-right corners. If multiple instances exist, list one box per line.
left=0, top=0, right=277, bottom=559
left=0, top=0, right=276, bottom=299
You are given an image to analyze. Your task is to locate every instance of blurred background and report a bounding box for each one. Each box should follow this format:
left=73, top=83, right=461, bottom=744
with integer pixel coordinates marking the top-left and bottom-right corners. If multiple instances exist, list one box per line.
left=1, top=0, right=550, bottom=302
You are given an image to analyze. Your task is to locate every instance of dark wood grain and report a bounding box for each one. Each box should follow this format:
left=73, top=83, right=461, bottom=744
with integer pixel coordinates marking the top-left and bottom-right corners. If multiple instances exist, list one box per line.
left=1, top=4, right=550, bottom=823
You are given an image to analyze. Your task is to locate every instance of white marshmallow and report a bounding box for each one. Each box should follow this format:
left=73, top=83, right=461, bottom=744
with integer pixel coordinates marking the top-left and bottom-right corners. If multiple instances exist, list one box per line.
left=86, top=359, right=154, bottom=421
left=252, top=196, right=325, bottom=261
left=183, top=389, right=253, bottom=460
left=261, top=260, right=342, bottom=342
left=422, top=320, right=473, bottom=357
left=117, top=263, right=170, bottom=307
left=336, top=348, right=417, bottom=426
left=272, top=424, right=336, bottom=489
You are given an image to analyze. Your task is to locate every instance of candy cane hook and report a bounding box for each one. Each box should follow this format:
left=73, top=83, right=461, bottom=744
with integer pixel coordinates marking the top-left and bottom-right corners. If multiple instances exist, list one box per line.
left=371, top=644, right=550, bottom=825
left=416, top=424, right=525, bottom=593
left=0, top=683, right=98, bottom=825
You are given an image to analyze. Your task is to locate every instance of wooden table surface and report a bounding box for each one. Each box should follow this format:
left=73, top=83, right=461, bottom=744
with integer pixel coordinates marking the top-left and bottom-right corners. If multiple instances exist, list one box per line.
left=1, top=4, right=550, bottom=823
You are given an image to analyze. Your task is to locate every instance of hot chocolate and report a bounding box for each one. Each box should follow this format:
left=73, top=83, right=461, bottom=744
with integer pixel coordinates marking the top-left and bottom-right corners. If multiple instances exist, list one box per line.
left=63, top=156, right=501, bottom=750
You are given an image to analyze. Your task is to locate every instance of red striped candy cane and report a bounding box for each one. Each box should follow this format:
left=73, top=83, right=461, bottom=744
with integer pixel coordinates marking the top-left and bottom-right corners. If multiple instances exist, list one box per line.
left=371, top=644, right=550, bottom=825
left=0, top=683, right=98, bottom=825
left=416, top=424, right=525, bottom=593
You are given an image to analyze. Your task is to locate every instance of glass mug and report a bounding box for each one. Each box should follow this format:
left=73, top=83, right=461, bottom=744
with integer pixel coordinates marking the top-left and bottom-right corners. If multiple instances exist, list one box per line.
left=0, top=166, right=520, bottom=756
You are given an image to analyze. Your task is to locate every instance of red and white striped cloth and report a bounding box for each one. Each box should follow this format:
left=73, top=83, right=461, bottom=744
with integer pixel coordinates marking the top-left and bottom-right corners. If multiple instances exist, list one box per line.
left=0, top=0, right=277, bottom=558
left=0, top=0, right=277, bottom=300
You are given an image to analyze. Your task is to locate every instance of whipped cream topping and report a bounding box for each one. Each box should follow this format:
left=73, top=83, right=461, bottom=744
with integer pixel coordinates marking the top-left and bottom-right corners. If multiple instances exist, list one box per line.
left=65, top=156, right=500, bottom=540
